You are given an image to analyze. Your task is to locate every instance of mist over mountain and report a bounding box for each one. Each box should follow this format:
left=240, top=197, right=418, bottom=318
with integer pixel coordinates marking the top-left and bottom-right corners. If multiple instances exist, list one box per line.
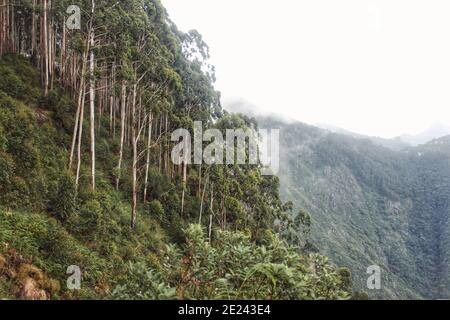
left=316, top=123, right=410, bottom=151
left=254, top=114, right=450, bottom=299
left=317, top=122, right=450, bottom=150
left=398, top=123, right=450, bottom=146
left=224, top=98, right=296, bottom=124
left=226, top=100, right=450, bottom=149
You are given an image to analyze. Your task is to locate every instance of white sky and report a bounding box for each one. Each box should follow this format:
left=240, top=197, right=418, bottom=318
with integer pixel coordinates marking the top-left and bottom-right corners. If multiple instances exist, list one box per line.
left=162, top=0, right=450, bottom=138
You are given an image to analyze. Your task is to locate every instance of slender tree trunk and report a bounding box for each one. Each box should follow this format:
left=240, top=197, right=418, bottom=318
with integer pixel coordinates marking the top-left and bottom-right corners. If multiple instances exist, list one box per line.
left=164, top=114, right=169, bottom=175
left=43, top=0, right=49, bottom=96
left=198, top=164, right=202, bottom=196
left=4, top=0, right=9, bottom=53
left=158, top=116, right=163, bottom=173
left=87, top=0, right=96, bottom=190
left=0, top=0, right=3, bottom=55
left=48, top=0, right=53, bottom=91
left=75, top=85, right=86, bottom=188
left=109, top=61, right=115, bottom=133
left=131, top=83, right=138, bottom=228
left=143, top=112, right=153, bottom=202
left=220, top=193, right=225, bottom=230
left=60, top=19, right=66, bottom=83
left=181, top=160, right=187, bottom=218
left=89, top=33, right=96, bottom=189
left=69, top=48, right=88, bottom=170
left=10, top=0, right=14, bottom=52
left=116, top=81, right=126, bottom=189
left=209, top=183, right=214, bottom=243
left=199, top=175, right=208, bottom=224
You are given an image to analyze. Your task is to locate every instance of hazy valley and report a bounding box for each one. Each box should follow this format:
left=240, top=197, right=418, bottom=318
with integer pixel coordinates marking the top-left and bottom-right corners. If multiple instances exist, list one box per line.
left=257, top=115, right=450, bottom=299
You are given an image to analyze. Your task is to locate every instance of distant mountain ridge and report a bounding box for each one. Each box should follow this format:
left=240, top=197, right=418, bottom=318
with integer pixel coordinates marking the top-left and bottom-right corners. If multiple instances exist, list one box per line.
left=256, top=115, right=450, bottom=299
left=318, top=122, right=450, bottom=149
left=316, top=123, right=410, bottom=151
left=398, top=123, right=450, bottom=146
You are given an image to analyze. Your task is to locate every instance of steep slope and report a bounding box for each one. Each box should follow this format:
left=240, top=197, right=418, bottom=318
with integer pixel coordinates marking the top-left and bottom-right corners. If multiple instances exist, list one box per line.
left=0, top=52, right=350, bottom=300
left=0, top=0, right=352, bottom=299
left=258, top=116, right=450, bottom=299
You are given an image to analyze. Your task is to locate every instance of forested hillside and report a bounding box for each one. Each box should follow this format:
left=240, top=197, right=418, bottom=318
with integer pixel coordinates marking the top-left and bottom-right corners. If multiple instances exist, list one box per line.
left=0, top=1, right=352, bottom=300
left=258, top=116, right=450, bottom=299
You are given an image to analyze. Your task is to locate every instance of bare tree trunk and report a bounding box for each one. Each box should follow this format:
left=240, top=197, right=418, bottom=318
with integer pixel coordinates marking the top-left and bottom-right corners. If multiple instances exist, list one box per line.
left=198, top=164, right=202, bottom=196
left=69, top=48, right=88, bottom=170
left=0, top=0, right=3, bottom=55
left=158, top=116, right=163, bottom=173
left=87, top=0, right=96, bottom=190
left=75, top=84, right=86, bottom=188
left=43, top=0, right=49, bottom=96
left=220, top=193, right=225, bottom=230
left=143, top=112, right=153, bottom=202
left=60, top=18, right=66, bottom=84
left=199, top=175, right=208, bottom=224
left=181, top=160, right=187, bottom=218
left=109, top=61, right=115, bottom=133
left=48, top=0, right=53, bottom=91
left=89, top=34, right=95, bottom=189
left=131, top=84, right=138, bottom=229
left=164, top=113, right=169, bottom=175
left=10, top=0, right=14, bottom=52
left=3, top=0, right=8, bottom=53
left=0, top=0, right=4, bottom=55
left=209, top=183, right=214, bottom=243
left=116, top=81, right=126, bottom=190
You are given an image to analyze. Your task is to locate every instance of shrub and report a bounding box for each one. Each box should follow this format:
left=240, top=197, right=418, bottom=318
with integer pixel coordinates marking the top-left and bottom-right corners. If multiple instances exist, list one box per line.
left=147, top=200, right=164, bottom=220
left=111, top=224, right=351, bottom=300
left=111, top=262, right=176, bottom=300
left=48, top=171, right=77, bottom=222
left=77, top=199, right=103, bottom=236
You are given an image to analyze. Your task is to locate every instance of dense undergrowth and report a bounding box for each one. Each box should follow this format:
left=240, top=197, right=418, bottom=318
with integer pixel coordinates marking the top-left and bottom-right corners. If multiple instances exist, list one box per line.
left=0, top=53, right=356, bottom=300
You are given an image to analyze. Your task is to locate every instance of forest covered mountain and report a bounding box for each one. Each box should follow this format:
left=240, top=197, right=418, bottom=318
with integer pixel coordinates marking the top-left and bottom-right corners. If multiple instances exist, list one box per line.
left=0, top=0, right=354, bottom=300
left=257, top=116, right=450, bottom=299
left=2, top=0, right=448, bottom=302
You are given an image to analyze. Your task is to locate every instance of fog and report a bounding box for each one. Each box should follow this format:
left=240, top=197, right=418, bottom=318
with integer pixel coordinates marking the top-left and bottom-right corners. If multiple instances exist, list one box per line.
left=163, top=0, right=450, bottom=138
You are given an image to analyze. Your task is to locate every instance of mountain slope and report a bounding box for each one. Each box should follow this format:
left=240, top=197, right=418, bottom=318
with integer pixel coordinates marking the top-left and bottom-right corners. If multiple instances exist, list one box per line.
left=0, top=0, right=353, bottom=299
left=258, top=116, right=450, bottom=299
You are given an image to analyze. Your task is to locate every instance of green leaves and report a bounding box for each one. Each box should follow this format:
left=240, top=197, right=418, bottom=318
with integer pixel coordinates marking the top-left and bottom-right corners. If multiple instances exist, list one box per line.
left=133, top=224, right=352, bottom=300
left=111, top=262, right=177, bottom=300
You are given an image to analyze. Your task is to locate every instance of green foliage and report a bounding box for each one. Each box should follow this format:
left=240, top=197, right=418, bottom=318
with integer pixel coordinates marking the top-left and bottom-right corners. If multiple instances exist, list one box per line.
left=0, top=55, right=66, bottom=212
left=260, top=116, right=450, bottom=299
left=0, top=54, right=42, bottom=104
left=112, top=224, right=351, bottom=300
left=0, top=0, right=354, bottom=300
left=0, top=208, right=108, bottom=298
left=147, top=200, right=165, bottom=220
left=48, top=171, right=77, bottom=222
left=111, top=262, right=177, bottom=300
left=338, top=268, right=353, bottom=293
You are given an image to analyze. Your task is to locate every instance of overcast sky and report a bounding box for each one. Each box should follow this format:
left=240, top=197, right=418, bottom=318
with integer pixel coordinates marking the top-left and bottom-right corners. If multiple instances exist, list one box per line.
left=162, top=0, right=450, bottom=138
